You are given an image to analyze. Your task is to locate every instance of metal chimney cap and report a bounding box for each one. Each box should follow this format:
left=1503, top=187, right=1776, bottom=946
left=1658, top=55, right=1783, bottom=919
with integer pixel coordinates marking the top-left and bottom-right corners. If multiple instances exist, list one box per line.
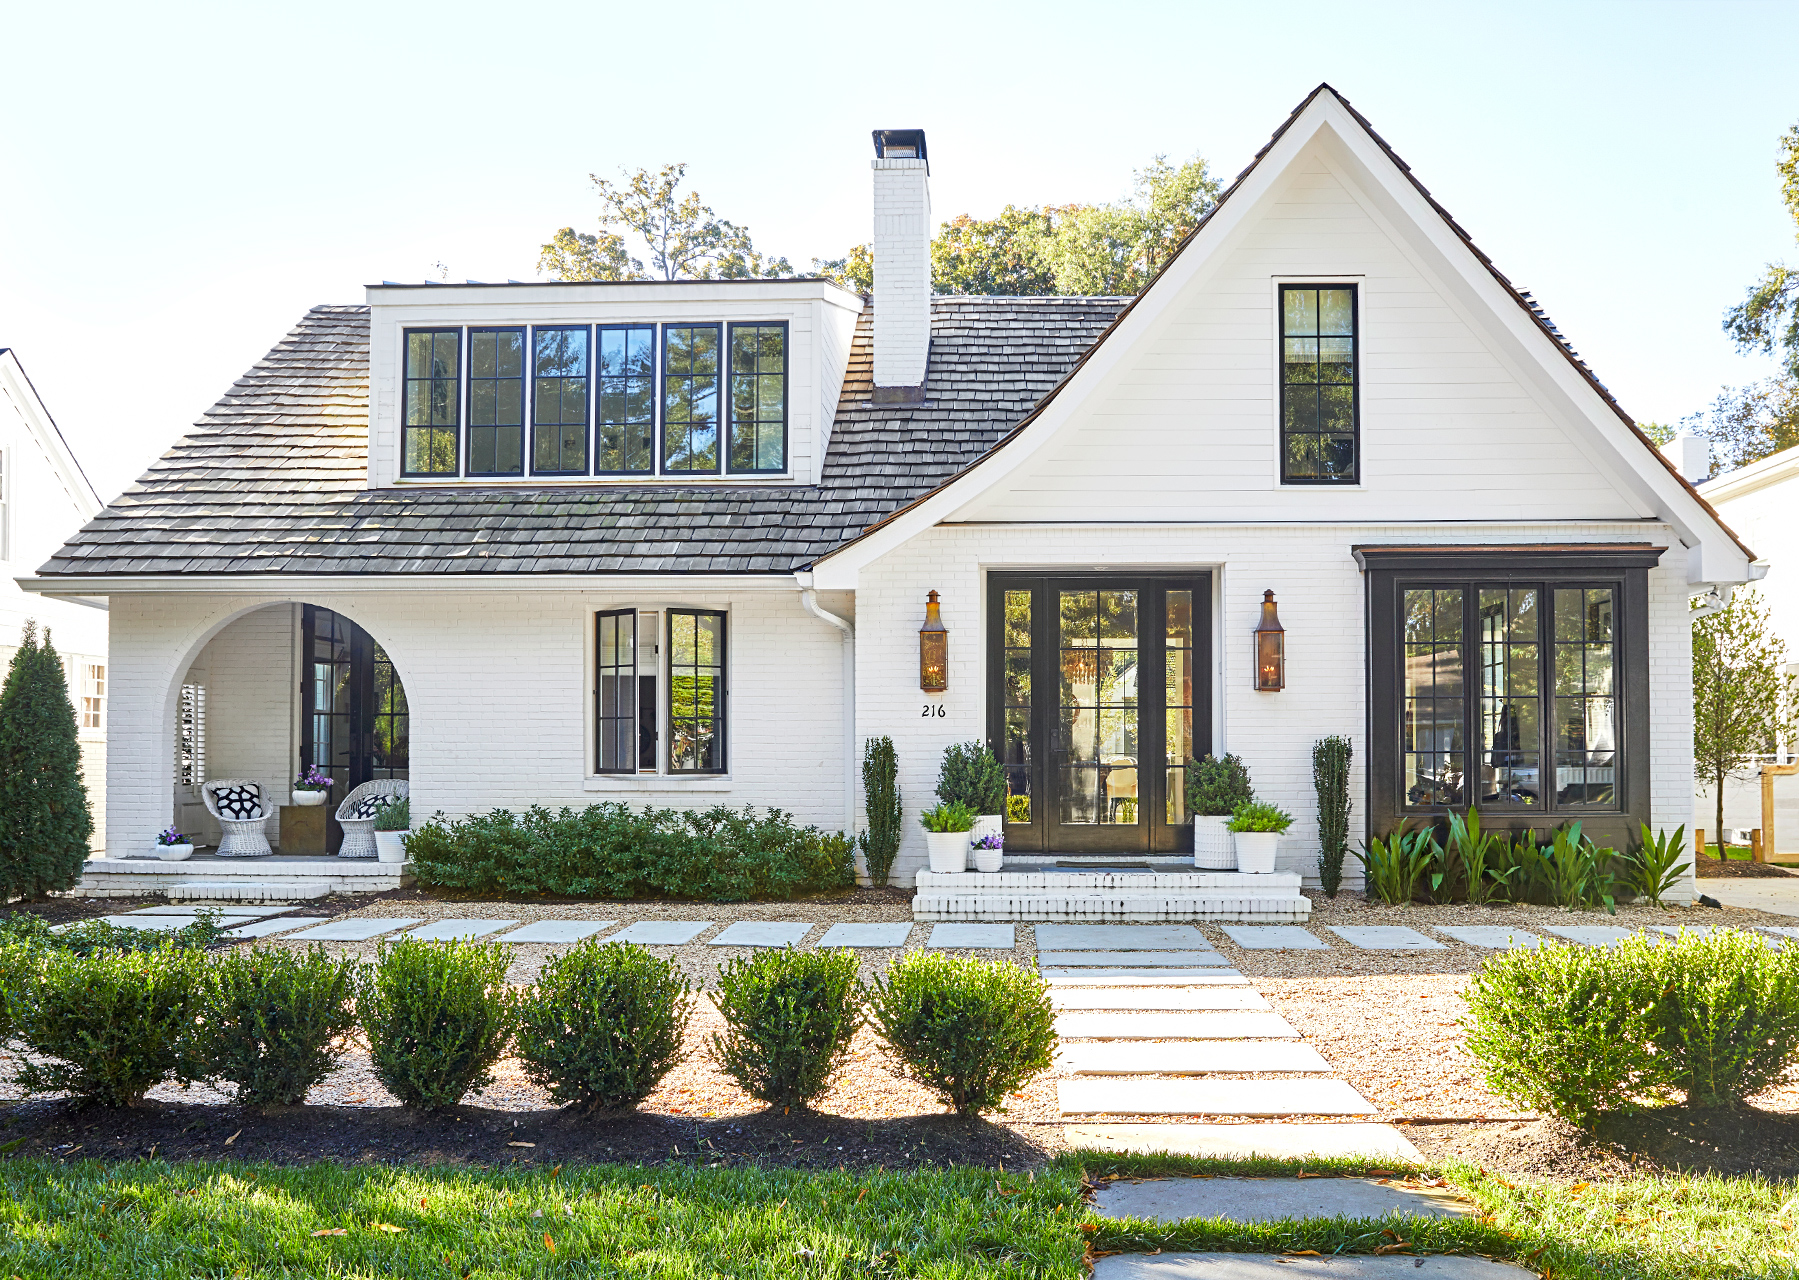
left=871, top=129, right=928, bottom=162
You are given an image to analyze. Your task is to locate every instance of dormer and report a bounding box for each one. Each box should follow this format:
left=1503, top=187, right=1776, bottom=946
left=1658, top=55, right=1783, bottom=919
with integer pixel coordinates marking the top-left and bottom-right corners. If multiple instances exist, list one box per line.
left=364, top=278, right=863, bottom=489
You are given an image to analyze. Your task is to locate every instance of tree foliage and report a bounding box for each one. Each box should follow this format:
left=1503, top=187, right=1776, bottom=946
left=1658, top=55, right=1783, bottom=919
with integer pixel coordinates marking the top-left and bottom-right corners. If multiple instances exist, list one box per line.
left=0, top=621, right=92, bottom=900
left=1692, top=588, right=1799, bottom=845
left=1724, top=122, right=1799, bottom=380
left=814, top=152, right=1221, bottom=298
left=541, top=163, right=793, bottom=282
left=1677, top=378, right=1799, bottom=471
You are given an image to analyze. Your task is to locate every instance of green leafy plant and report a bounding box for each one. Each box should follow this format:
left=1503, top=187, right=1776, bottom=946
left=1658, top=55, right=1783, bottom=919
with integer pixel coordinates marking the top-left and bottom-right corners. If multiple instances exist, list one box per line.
left=1446, top=808, right=1505, bottom=905
left=1006, top=794, right=1031, bottom=824
left=710, top=947, right=861, bottom=1110
left=919, top=802, right=975, bottom=834
left=1626, top=824, right=1691, bottom=908
left=1185, top=753, right=1253, bottom=818
left=935, top=741, right=1006, bottom=815
left=358, top=939, right=518, bottom=1112
left=1647, top=929, right=1799, bottom=1109
left=0, top=909, right=231, bottom=957
left=1463, top=934, right=1668, bottom=1128
left=188, top=945, right=358, bottom=1106
left=1693, top=588, right=1799, bottom=848
left=868, top=952, right=1055, bottom=1115
left=1311, top=737, right=1352, bottom=897
left=9, top=944, right=203, bottom=1106
left=1544, top=822, right=1621, bottom=913
left=1355, top=825, right=1436, bottom=904
left=0, top=622, right=93, bottom=901
left=1226, top=800, right=1292, bottom=834
left=373, top=796, right=411, bottom=832
left=515, top=941, right=691, bottom=1112
left=858, top=736, right=902, bottom=887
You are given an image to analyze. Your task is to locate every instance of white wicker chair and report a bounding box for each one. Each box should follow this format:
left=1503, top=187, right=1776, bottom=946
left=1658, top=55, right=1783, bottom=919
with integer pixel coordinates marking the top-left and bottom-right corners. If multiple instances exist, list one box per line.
left=201, top=779, right=273, bottom=857
left=336, top=779, right=409, bottom=859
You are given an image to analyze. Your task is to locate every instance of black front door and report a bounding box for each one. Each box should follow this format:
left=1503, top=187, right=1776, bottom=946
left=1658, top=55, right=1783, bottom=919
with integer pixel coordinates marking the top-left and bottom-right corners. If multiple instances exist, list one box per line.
left=299, top=606, right=409, bottom=852
left=988, top=574, right=1210, bottom=855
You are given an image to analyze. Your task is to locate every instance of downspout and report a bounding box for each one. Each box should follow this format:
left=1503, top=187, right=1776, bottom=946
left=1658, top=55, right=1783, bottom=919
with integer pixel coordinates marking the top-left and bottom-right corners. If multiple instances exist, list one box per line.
left=796, top=571, right=857, bottom=838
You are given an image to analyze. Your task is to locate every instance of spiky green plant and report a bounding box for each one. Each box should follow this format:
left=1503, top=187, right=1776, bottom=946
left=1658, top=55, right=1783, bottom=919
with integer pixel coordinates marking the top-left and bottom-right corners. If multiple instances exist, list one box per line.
left=1312, top=736, right=1352, bottom=898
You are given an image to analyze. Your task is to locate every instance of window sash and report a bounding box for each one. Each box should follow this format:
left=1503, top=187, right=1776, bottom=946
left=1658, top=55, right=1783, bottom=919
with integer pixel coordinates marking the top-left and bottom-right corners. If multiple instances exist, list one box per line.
left=402, top=329, right=461, bottom=476
left=662, top=324, right=722, bottom=474
left=532, top=326, right=590, bottom=475
left=667, top=609, right=726, bottom=773
left=727, top=322, right=787, bottom=474
left=597, top=325, right=658, bottom=475
left=467, top=327, right=525, bottom=476
left=1279, top=284, right=1358, bottom=485
left=595, top=609, right=637, bottom=773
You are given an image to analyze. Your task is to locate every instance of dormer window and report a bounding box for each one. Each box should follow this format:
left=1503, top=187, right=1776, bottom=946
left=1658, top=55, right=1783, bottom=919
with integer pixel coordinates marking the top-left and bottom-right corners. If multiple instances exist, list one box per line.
left=402, top=330, right=460, bottom=476
left=533, top=327, right=590, bottom=474
left=468, top=328, right=524, bottom=475
left=663, top=324, right=721, bottom=473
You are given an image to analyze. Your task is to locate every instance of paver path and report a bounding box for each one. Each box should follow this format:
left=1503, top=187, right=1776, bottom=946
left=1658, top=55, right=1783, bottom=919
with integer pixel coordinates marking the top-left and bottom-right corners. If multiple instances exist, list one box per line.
left=404, top=919, right=520, bottom=941
left=1058, top=1077, right=1376, bottom=1116
left=1542, top=925, right=1635, bottom=947
left=1220, top=925, right=1328, bottom=950
left=1058, top=1041, right=1331, bottom=1075
left=1327, top=925, right=1444, bottom=950
left=1050, top=988, right=1270, bottom=1011
left=1095, top=1176, right=1470, bottom=1222
left=1043, top=967, right=1246, bottom=981
left=1092, top=1253, right=1529, bottom=1279
left=1065, top=1122, right=1421, bottom=1160
left=926, top=923, right=1014, bottom=948
left=1040, top=950, right=1231, bottom=967
left=286, top=918, right=422, bottom=942
left=1055, top=1012, right=1299, bottom=1040
left=1432, top=925, right=1544, bottom=949
left=707, top=922, right=811, bottom=947
left=223, top=917, right=328, bottom=939
left=494, top=921, right=615, bottom=944
left=1037, top=924, right=1209, bottom=950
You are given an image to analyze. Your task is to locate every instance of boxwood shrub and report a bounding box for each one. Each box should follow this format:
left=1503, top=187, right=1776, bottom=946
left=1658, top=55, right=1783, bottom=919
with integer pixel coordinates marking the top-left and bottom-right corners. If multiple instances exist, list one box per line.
left=188, top=945, right=359, bottom=1106
left=359, top=939, right=517, bottom=1111
left=711, top=947, right=861, bottom=1110
left=405, top=803, right=856, bottom=901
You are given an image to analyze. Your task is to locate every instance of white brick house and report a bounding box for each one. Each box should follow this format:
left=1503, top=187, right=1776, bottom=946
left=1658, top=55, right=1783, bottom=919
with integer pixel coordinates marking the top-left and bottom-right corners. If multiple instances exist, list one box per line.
left=20, top=88, right=1754, bottom=911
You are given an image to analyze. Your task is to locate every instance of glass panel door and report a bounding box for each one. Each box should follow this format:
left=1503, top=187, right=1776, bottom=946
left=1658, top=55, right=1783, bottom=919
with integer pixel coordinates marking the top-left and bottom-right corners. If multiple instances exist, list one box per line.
left=300, top=606, right=410, bottom=852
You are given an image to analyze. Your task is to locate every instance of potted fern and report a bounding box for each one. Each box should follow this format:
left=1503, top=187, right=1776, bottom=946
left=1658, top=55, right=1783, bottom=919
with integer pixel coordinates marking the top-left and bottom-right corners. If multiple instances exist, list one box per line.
left=936, top=742, right=1006, bottom=845
left=1228, top=800, right=1293, bottom=874
left=1186, top=754, right=1253, bottom=869
left=920, top=802, right=975, bottom=873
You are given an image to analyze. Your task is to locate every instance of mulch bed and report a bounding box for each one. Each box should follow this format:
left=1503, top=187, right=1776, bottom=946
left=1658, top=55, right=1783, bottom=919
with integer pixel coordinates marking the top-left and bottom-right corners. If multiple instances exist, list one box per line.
left=1407, top=1105, right=1799, bottom=1179
left=0, top=1097, right=1043, bottom=1172
left=1696, top=855, right=1797, bottom=879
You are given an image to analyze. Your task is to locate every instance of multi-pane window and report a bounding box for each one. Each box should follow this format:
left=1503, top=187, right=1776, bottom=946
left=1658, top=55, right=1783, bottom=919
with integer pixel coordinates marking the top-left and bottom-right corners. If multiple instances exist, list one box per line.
left=663, top=325, right=721, bottom=473
left=1554, top=588, right=1616, bottom=805
left=1280, top=284, right=1357, bottom=483
left=595, top=610, right=637, bottom=773
left=1059, top=590, right=1139, bottom=826
left=728, top=323, right=786, bottom=473
left=668, top=610, right=726, bottom=772
left=467, top=328, right=525, bottom=475
left=81, top=662, right=105, bottom=731
left=1164, top=590, right=1194, bottom=824
left=1402, top=588, right=1465, bottom=807
left=1478, top=589, right=1540, bottom=805
left=532, top=327, right=589, bottom=474
left=403, top=329, right=460, bottom=475
left=597, top=326, right=656, bottom=474
left=1001, top=589, right=1032, bottom=825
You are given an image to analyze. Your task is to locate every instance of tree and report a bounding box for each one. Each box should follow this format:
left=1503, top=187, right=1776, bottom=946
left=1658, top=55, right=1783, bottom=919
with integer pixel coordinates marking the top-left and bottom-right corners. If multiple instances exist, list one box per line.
left=540, top=163, right=792, bottom=283
left=1692, top=588, right=1799, bottom=851
left=930, top=206, right=1057, bottom=295
left=0, top=621, right=93, bottom=899
left=1678, top=379, right=1799, bottom=471
left=1724, top=122, right=1799, bottom=381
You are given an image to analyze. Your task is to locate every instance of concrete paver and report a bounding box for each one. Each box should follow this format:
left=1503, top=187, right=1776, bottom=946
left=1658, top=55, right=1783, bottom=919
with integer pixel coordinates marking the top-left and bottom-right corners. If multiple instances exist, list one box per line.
left=1057, top=1041, right=1332, bottom=1075
left=1702, top=877, right=1799, bottom=917
left=926, top=923, right=1014, bottom=948
left=817, top=923, right=912, bottom=948
left=222, top=917, right=329, bottom=939
left=707, top=922, right=812, bottom=948
left=1039, top=951, right=1230, bottom=967
left=609, top=921, right=714, bottom=946
left=403, top=919, right=520, bottom=941
left=1432, top=925, right=1545, bottom=949
left=1050, top=988, right=1271, bottom=1011
left=1043, top=969, right=1247, bottom=983
left=1036, top=924, right=1210, bottom=950
left=493, top=921, right=616, bottom=944
left=1220, top=926, right=1328, bottom=950
left=1095, top=1175, right=1471, bottom=1223
left=1092, top=1253, right=1529, bottom=1279
left=1542, top=925, right=1635, bottom=947
left=121, top=906, right=276, bottom=918
left=1328, top=926, right=1445, bottom=951
left=286, top=918, right=422, bottom=942
left=1058, top=1077, right=1375, bottom=1116
left=1064, top=1122, right=1420, bottom=1161
left=1054, top=1012, right=1299, bottom=1040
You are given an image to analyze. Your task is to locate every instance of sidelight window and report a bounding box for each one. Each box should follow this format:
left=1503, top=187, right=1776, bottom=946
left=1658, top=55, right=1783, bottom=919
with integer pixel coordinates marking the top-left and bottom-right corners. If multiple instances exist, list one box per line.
left=1001, top=589, right=1032, bottom=824
left=1280, top=284, right=1357, bottom=483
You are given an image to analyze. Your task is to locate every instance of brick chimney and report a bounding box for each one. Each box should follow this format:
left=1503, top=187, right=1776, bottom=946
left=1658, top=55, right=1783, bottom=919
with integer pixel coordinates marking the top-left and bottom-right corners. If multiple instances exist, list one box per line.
left=871, top=128, right=930, bottom=405
left=1659, top=429, right=1712, bottom=484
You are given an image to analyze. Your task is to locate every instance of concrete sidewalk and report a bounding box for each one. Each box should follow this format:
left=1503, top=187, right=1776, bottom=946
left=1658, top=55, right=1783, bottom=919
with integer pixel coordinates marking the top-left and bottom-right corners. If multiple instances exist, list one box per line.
left=1703, top=875, right=1799, bottom=917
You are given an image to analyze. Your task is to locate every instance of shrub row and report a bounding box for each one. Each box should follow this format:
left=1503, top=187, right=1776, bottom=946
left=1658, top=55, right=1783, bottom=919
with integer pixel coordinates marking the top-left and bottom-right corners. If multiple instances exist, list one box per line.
left=405, top=804, right=856, bottom=901
left=1, top=937, right=1054, bottom=1117
left=1465, top=929, right=1799, bottom=1125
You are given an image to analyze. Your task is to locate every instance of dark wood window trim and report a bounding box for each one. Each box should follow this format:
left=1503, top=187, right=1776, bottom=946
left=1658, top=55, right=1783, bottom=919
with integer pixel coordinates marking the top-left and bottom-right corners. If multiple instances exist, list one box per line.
left=401, top=328, right=461, bottom=477
left=1358, top=544, right=1663, bottom=850
left=726, top=321, right=789, bottom=474
left=1279, top=283, right=1359, bottom=485
left=467, top=326, right=526, bottom=477
left=667, top=609, right=727, bottom=773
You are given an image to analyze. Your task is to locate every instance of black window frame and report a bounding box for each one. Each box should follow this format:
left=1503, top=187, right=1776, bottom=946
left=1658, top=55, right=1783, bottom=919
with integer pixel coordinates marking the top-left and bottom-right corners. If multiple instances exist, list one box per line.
left=660, top=322, right=723, bottom=476
left=595, top=609, right=637, bottom=774
left=1279, top=283, right=1359, bottom=486
left=530, top=325, right=592, bottom=476
left=401, top=327, right=462, bottom=477
left=725, top=320, right=789, bottom=475
left=666, top=608, right=727, bottom=774
left=466, top=326, right=527, bottom=477
left=1360, top=545, right=1661, bottom=851
left=595, top=323, right=659, bottom=476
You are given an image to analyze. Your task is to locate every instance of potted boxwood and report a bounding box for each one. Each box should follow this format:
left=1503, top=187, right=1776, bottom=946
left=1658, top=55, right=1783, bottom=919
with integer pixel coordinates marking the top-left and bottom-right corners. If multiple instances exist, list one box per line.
left=154, top=826, right=194, bottom=861
left=372, top=796, right=411, bottom=864
left=920, top=802, right=975, bottom=873
left=291, top=766, right=333, bottom=807
left=936, top=742, right=1006, bottom=844
left=1187, top=754, right=1253, bottom=869
left=1227, top=800, right=1293, bottom=874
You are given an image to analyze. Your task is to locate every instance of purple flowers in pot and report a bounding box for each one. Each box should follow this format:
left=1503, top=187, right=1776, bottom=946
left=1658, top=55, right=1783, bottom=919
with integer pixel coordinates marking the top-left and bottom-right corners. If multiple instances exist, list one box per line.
left=293, top=766, right=333, bottom=791
left=155, top=827, right=188, bottom=846
left=972, top=832, right=1005, bottom=851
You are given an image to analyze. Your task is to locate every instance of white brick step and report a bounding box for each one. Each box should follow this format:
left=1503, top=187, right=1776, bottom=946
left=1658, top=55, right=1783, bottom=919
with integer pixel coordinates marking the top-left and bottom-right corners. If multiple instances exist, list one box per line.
left=169, top=881, right=331, bottom=902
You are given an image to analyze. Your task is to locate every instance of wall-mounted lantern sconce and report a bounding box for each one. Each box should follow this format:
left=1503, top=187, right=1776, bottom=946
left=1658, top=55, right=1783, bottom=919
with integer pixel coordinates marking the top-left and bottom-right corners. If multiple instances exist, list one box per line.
left=1253, top=590, right=1285, bottom=692
left=919, top=590, right=948, bottom=691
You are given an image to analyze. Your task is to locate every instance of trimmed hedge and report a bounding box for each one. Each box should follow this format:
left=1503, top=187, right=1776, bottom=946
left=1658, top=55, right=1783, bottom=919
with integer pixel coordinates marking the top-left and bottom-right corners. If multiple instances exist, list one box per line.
left=711, top=947, right=861, bottom=1110
left=359, top=939, right=517, bottom=1112
left=188, top=945, right=359, bottom=1106
left=406, top=804, right=856, bottom=901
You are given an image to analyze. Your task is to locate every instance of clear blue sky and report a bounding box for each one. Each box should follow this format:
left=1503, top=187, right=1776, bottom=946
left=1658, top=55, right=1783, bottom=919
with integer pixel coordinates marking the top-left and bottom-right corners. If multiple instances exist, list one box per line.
left=2, top=0, right=1794, bottom=502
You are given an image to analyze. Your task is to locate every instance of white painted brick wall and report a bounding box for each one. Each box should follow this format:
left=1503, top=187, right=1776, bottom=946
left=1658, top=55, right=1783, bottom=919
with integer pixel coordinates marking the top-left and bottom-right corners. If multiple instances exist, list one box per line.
left=871, top=158, right=930, bottom=389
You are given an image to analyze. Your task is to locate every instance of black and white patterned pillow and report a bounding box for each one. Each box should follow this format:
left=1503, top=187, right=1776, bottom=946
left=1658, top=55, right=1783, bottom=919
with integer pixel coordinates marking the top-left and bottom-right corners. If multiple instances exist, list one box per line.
left=352, top=796, right=386, bottom=820
left=214, top=785, right=262, bottom=820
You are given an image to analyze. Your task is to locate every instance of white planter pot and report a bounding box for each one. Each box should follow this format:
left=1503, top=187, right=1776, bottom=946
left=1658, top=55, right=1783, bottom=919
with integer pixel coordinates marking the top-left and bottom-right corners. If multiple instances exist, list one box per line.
left=156, top=843, right=195, bottom=862
left=925, top=831, right=970, bottom=874
left=1233, top=831, right=1282, bottom=874
left=969, top=815, right=1004, bottom=872
left=374, top=830, right=410, bottom=864
left=292, top=790, right=329, bottom=807
left=970, top=844, right=1004, bottom=873
left=1192, top=815, right=1235, bottom=869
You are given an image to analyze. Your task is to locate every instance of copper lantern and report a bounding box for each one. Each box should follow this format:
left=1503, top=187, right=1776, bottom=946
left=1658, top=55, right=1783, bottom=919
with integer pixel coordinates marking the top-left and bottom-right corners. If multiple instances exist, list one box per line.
left=1253, top=590, right=1285, bottom=691
left=919, top=590, right=948, bottom=691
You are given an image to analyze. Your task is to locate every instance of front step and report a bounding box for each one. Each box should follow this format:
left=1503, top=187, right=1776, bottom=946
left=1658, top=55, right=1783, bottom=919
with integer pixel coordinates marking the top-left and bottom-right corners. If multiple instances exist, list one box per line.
left=169, top=881, right=331, bottom=903
left=912, top=870, right=1310, bottom=922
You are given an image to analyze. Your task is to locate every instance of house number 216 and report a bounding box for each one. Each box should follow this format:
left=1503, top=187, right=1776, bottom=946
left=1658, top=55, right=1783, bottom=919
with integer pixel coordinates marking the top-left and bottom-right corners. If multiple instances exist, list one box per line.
left=921, top=704, right=946, bottom=717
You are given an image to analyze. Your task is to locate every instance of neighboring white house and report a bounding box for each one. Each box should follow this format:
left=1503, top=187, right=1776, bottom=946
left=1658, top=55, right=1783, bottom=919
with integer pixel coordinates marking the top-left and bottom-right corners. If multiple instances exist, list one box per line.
left=18, top=86, right=1757, bottom=910
left=0, top=348, right=108, bottom=849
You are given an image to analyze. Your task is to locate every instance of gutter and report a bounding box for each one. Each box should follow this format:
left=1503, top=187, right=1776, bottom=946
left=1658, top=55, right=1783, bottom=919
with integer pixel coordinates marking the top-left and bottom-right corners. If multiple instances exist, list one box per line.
left=795, top=572, right=858, bottom=842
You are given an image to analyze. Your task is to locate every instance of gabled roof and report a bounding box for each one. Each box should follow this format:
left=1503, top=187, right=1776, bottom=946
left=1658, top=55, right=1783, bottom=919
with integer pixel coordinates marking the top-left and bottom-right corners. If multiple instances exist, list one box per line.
left=32, top=298, right=1124, bottom=577
left=811, top=83, right=1755, bottom=587
left=0, top=348, right=103, bottom=515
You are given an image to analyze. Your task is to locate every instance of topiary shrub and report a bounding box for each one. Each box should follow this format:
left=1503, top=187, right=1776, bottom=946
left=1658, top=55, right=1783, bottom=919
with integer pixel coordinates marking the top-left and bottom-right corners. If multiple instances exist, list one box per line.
left=710, top=947, right=861, bottom=1110
left=859, top=735, right=902, bottom=887
left=868, top=952, right=1054, bottom=1115
left=1646, top=929, right=1799, bottom=1109
left=515, top=941, right=691, bottom=1112
left=1185, top=754, right=1253, bottom=818
left=359, top=939, right=517, bottom=1111
left=0, top=622, right=93, bottom=901
left=188, top=945, right=358, bottom=1106
left=936, top=741, right=1005, bottom=815
left=1463, top=936, right=1669, bottom=1127
left=9, top=944, right=203, bottom=1106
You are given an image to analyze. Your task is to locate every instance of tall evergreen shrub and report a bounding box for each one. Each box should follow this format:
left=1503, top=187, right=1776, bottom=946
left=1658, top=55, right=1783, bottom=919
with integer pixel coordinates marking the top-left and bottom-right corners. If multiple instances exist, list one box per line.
left=0, top=622, right=92, bottom=900
left=935, top=741, right=1005, bottom=814
left=859, top=736, right=902, bottom=887
left=1312, top=736, right=1352, bottom=897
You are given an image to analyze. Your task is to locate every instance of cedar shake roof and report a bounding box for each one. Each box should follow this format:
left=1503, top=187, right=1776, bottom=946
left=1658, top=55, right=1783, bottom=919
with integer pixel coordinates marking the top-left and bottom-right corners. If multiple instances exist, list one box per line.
left=36, top=296, right=1126, bottom=577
